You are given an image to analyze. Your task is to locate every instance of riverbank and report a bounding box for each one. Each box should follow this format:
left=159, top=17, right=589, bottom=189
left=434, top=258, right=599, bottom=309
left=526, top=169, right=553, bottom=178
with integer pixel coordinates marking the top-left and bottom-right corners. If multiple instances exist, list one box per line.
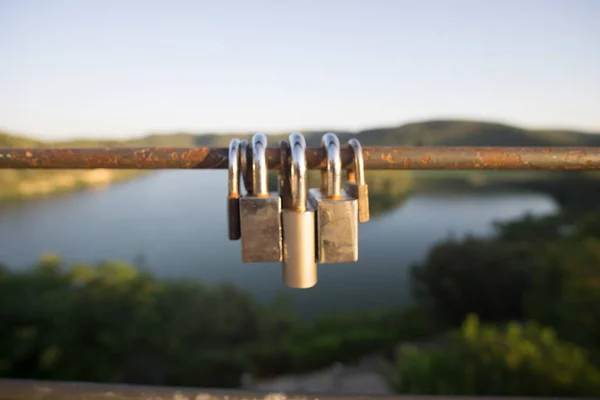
left=0, top=169, right=146, bottom=201
left=0, top=130, right=151, bottom=201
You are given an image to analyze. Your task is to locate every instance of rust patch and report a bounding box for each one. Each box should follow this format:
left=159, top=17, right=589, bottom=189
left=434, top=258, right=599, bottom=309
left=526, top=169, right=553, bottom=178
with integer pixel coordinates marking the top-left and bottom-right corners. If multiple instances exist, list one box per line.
left=564, top=150, right=586, bottom=163
left=477, top=149, right=522, bottom=168
left=381, top=153, right=393, bottom=163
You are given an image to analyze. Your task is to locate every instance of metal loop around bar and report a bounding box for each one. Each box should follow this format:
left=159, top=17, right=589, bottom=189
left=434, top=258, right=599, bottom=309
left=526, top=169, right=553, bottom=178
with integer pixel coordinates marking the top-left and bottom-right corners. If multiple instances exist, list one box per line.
left=289, top=132, right=307, bottom=212
left=251, top=133, right=268, bottom=196
left=239, top=139, right=252, bottom=195
left=348, top=138, right=365, bottom=185
left=228, top=139, right=240, bottom=195
left=321, top=133, right=342, bottom=198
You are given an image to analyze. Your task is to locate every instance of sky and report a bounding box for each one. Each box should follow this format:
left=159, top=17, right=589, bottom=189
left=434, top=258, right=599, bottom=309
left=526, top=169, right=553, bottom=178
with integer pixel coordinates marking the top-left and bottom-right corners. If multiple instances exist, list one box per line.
left=0, top=0, right=599, bottom=141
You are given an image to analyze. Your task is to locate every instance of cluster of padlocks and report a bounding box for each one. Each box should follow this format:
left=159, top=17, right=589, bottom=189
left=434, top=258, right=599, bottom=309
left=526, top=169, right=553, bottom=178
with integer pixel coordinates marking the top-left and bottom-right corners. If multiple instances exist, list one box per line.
left=227, top=132, right=369, bottom=289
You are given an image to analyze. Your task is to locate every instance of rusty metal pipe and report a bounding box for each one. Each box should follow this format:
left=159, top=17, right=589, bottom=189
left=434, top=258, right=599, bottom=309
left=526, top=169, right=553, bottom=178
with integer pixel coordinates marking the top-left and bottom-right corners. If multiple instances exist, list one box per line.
left=0, top=378, right=556, bottom=400
left=1, top=146, right=600, bottom=170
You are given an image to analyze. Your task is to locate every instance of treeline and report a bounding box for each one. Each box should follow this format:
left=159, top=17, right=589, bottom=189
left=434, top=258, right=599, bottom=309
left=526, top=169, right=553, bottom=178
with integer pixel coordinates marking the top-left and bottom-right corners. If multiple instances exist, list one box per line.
left=4, top=119, right=598, bottom=149
left=0, top=256, right=431, bottom=388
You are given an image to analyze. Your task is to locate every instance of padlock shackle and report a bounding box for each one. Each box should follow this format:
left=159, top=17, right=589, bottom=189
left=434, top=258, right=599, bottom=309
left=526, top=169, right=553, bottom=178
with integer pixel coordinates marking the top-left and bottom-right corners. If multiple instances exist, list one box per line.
left=289, top=132, right=307, bottom=212
left=251, top=133, right=269, bottom=197
left=321, top=133, right=342, bottom=199
left=239, top=139, right=253, bottom=195
left=348, top=138, right=366, bottom=185
left=278, top=140, right=293, bottom=210
left=228, top=139, right=240, bottom=197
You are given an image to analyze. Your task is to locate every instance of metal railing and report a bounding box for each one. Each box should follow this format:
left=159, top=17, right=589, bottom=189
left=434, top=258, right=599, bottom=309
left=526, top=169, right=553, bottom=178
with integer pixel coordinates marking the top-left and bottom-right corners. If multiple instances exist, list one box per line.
left=0, top=379, right=584, bottom=400
left=1, top=146, right=600, bottom=170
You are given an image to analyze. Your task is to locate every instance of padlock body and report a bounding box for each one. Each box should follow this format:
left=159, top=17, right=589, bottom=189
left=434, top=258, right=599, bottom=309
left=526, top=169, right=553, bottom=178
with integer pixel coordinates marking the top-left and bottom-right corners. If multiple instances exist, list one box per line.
left=227, top=196, right=241, bottom=240
left=282, top=209, right=317, bottom=288
left=308, top=188, right=358, bottom=264
left=240, top=193, right=283, bottom=262
left=346, top=182, right=370, bottom=223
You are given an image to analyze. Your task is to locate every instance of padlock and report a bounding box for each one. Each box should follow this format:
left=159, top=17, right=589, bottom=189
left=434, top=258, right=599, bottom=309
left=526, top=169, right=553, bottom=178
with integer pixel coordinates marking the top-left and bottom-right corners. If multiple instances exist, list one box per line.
left=346, top=138, right=370, bottom=223
left=281, top=133, right=317, bottom=288
left=239, top=139, right=253, bottom=195
left=227, top=138, right=241, bottom=240
left=308, top=133, right=358, bottom=264
left=239, top=133, right=283, bottom=263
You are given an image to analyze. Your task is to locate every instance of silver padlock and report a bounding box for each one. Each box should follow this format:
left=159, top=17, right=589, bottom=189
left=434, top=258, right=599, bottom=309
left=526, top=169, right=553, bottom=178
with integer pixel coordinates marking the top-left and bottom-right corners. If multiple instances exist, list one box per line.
left=239, top=133, right=283, bottom=263
left=227, top=138, right=241, bottom=240
left=282, top=133, right=317, bottom=288
left=308, top=133, right=359, bottom=264
left=346, top=138, right=370, bottom=223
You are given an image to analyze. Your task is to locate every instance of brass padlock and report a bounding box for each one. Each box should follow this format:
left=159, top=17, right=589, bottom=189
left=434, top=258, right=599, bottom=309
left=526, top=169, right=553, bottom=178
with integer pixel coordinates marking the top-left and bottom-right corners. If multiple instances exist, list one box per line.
left=346, top=138, right=370, bottom=223
left=308, top=133, right=359, bottom=264
left=239, top=133, right=283, bottom=263
left=282, top=133, right=317, bottom=288
left=227, top=138, right=241, bottom=240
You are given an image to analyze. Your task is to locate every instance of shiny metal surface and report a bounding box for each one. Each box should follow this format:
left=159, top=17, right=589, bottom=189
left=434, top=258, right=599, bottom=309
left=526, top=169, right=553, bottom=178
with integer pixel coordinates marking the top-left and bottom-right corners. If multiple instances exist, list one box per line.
left=227, top=139, right=241, bottom=240
left=239, top=194, right=283, bottom=263
left=309, top=133, right=359, bottom=264
left=282, top=210, right=317, bottom=288
left=308, top=188, right=359, bottom=264
left=239, top=139, right=253, bottom=195
left=239, top=133, right=283, bottom=263
left=321, top=133, right=342, bottom=198
left=346, top=138, right=370, bottom=223
left=290, top=132, right=308, bottom=211
left=252, top=133, right=268, bottom=196
left=282, top=132, right=317, bottom=288
left=228, top=139, right=240, bottom=195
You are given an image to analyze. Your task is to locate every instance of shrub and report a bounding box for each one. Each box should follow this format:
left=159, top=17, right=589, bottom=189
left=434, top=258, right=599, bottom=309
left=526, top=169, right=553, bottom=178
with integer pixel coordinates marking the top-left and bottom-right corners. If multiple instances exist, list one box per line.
left=388, top=314, right=600, bottom=397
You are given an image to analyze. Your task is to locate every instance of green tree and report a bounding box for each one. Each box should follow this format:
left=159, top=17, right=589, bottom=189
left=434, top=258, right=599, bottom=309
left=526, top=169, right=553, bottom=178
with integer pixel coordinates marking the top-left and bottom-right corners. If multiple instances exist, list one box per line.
left=526, top=238, right=600, bottom=362
left=411, top=237, right=534, bottom=327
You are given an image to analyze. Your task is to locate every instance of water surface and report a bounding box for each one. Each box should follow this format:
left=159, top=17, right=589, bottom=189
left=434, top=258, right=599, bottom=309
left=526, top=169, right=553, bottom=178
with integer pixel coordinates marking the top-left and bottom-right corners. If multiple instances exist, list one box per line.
left=0, top=171, right=558, bottom=316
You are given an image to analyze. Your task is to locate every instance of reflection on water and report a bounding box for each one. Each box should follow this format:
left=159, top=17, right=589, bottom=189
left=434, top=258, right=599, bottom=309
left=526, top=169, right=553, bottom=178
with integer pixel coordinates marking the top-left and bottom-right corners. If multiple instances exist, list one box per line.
left=0, top=171, right=558, bottom=316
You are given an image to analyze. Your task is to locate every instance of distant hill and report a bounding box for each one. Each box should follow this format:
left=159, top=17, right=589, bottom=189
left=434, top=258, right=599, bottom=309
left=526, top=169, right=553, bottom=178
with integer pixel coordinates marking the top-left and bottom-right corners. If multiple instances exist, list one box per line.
left=2, top=120, right=598, bottom=149
left=357, top=120, right=600, bottom=147
left=0, top=131, right=42, bottom=147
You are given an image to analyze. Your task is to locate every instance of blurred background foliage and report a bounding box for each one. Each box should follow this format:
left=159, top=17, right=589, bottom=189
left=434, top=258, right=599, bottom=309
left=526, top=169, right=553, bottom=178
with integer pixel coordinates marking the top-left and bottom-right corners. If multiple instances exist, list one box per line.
left=2, top=202, right=600, bottom=395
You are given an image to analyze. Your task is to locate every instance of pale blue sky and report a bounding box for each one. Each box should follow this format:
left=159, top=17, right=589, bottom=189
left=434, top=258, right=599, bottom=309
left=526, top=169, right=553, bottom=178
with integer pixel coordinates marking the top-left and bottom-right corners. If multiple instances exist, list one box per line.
left=1, top=0, right=599, bottom=140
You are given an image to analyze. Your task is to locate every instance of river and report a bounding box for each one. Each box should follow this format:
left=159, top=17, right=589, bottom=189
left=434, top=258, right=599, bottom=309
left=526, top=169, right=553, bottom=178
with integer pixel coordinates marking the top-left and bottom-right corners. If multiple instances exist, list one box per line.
left=0, top=171, right=558, bottom=317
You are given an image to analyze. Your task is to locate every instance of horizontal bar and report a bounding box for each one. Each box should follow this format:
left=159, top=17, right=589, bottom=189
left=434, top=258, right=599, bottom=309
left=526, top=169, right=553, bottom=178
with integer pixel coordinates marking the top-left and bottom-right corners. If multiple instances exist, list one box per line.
left=1, top=147, right=600, bottom=170
left=0, top=379, right=577, bottom=400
